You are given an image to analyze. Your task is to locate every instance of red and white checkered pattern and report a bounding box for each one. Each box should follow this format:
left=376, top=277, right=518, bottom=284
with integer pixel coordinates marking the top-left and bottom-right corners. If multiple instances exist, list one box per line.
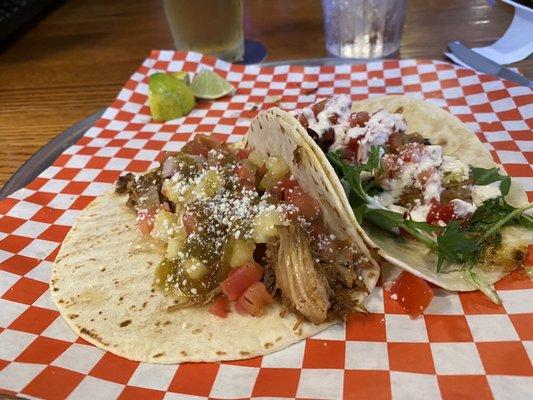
left=0, top=51, right=532, bottom=400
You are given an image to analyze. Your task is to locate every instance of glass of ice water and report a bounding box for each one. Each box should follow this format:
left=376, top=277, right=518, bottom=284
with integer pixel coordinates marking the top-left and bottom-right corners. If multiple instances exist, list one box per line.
left=322, top=0, right=407, bottom=59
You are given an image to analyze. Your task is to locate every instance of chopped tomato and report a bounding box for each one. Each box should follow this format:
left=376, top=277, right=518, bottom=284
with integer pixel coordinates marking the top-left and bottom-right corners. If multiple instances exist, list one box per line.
left=182, top=211, right=198, bottom=234
left=182, top=140, right=209, bottom=158
left=426, top=201, right=454, bottom=225
left=236, top=149, right=252, bottom=160
left=398, top=143, right=423, bottom=163
left=340, top=138, right=360, bottom=162
left=328, top=113, right=340, bottom=124
left=349, top=111, right=370, bottom=127
left=137, top=207, right=158, bottom=234
left=236, top=282, right=275, bottom=317
left=234, top=299, right=248, bottom=315
left=525, top=244, right=533, bottom=266
left=387, top=131, right=405, bottom=153
left=389, top=271, right=433, bottom=317
left=285, top=186, right=320, bottom=221
left=310, top=98, right=328, bottom=115
left=208, top=295, right=230, bottom=318
left=220, top=261, right=264, bottom=301
left=271, top=176, right=297, bottom=200
left=236, top=162, right=256, bottom=188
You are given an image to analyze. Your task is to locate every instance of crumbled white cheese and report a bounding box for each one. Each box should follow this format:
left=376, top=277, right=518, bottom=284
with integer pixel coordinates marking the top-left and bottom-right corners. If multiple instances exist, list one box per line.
left=451, top=199, right=476, bottom=218
left=410, top=204, right=431, bottom=222
left=390, top=293, right=398, bottom=300
left=471, top=181, right=501, bottom=206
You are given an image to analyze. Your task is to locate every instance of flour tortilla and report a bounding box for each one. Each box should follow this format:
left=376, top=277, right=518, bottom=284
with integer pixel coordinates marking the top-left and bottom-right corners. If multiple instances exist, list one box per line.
left=50, top=110, right=380, bottom=363
left=272, top=95, right=531, bottom=292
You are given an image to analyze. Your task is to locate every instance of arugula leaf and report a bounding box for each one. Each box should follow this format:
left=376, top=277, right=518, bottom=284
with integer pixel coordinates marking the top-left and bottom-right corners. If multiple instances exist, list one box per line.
left=327, top=151, right=368, bottom=204
left=518, top=212, right=533, bottom=229
left=436, top=221, right=477, bottom=272
left=468, top=197, right=533, bottom=243
left=364, top=208, right=403, bottom=234
left=471, top=166, right=511, bottom=196
left=326, top=148, right=531, bottom=279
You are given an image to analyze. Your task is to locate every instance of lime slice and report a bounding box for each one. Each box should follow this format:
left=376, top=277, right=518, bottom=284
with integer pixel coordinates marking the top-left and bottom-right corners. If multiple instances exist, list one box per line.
left=149, top=73, right=196, bottom=122
left=191, top=70, right=235, bottom=100
left=172, top=71, right=190, bottom=85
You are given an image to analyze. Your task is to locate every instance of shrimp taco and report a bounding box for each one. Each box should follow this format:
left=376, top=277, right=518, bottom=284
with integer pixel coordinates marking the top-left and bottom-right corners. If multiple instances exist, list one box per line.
left=50, top=110, right=379, bottom=363
left=271, top=95, right=532, bottom=302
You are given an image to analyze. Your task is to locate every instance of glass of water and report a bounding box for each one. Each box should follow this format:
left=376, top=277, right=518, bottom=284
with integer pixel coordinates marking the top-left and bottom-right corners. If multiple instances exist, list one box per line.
left=322, top=0, right=407, bottom=59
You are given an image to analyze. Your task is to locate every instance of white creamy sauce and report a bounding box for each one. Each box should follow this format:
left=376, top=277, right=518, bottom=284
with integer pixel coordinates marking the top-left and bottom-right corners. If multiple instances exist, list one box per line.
left=303, top=95, right=352, bottom=138
left=356, top=109, right=406, bottom=163
left=471, top=181, right=501, bottom=206
left=451, top=199, right=476, bottom=218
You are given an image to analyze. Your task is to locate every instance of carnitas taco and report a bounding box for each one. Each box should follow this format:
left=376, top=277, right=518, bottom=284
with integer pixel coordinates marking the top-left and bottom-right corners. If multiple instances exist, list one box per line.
left=50, top=110, right=379, bottom=363
left=271, top=95, right=532, bottom=302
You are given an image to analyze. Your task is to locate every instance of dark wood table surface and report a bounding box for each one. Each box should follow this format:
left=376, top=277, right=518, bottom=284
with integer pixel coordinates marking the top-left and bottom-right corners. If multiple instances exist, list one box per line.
left=0, top=0, right=531, bottom=188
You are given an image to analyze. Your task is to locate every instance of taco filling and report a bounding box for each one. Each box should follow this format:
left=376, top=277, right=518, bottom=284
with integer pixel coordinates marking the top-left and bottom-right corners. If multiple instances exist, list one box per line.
left=294, top=95, right=532, bottom=298
left=115, top=134, right=372, bottom=323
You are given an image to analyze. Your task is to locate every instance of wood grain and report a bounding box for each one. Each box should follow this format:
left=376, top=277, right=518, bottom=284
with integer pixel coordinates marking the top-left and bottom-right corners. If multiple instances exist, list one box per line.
left=0, top=0, right=530, bottom=187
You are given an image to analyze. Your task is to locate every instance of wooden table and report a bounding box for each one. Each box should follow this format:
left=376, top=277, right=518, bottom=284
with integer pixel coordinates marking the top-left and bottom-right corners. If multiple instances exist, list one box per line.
left=0, top=0, right=530, bottom=188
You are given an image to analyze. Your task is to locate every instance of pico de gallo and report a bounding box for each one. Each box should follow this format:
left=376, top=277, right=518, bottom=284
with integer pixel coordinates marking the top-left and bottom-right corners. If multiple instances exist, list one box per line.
left=115, top=134, right=373, bottom=323
left=296, top=95, right=532, bottom=300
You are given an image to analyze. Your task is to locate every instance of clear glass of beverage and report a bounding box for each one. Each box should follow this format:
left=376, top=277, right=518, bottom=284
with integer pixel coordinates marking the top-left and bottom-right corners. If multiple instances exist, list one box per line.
left=162, top=0, right=245, bottom=62
left=322, top=0, right=407, bottom=59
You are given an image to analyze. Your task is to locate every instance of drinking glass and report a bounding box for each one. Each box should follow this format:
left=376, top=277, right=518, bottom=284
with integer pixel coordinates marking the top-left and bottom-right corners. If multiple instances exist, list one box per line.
left=322, top=0, right=407, bottom=59
left=162, top=0, right=245, bottom=62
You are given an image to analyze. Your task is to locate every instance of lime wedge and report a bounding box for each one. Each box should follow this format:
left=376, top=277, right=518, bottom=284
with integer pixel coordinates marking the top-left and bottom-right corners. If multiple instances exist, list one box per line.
left=149, top=73, right=196, bottom=122
left=191, top=70, right=235, bottom=100
left=172, top=71, right=191, bottom=85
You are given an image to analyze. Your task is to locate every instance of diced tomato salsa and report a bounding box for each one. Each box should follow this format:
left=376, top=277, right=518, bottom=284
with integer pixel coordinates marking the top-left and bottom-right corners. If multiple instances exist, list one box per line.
left=236, top=282, right=275, bottom=317
left=389, top=271, right=433, bottom=317
left=208, top=295, right=230, bottom=318
left=220, top=262, right=264, bottom=301
left=285, top=186, right=321, bottom=221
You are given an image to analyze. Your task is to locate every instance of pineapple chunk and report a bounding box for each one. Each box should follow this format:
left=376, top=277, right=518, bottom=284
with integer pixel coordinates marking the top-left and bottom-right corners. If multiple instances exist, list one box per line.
left=182, top=257, right=209, bottom=280
left=161, top=180, right=181, bottom=203
left=248, top=150, right=265, bottom=168
left=151, top=210, right=176, bottom=243
left=223, top=238, right=255, bottom=268
left=166, top=227, right=187, bottom=259
left=259, top=155, right=290, bottom=190
left=192, top=170, right=225, bottom=198
left=253, top=209, right=285, bottom=243
left=266, top=155, right=290, bottom=180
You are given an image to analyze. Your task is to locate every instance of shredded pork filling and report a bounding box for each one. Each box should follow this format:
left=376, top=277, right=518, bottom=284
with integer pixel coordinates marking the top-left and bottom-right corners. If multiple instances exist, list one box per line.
left=115, top=137, right=370, bottom=323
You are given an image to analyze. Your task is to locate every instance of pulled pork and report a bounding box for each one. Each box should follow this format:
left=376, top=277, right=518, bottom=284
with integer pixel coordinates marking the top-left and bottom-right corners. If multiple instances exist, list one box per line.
left=115, top=169, right=165, bottom=210
left=270, top=222, right=368, bottom=324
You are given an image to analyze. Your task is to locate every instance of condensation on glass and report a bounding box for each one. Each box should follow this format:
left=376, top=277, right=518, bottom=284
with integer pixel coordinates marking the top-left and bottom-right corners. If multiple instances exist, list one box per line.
left=163, top=0, right=244, bottom=62
left=322, top=0, right=407, bottom=59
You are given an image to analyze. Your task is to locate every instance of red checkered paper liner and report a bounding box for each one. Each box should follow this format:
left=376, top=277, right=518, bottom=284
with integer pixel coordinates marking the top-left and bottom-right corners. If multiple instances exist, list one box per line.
left=0, top=51, right=532, bottom=400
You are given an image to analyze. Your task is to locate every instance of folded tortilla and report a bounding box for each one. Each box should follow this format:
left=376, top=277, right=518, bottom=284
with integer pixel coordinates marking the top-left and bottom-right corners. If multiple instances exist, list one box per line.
left=50, top=109, right=379, bottom=363
left=271, top=95, right=531, bottom=292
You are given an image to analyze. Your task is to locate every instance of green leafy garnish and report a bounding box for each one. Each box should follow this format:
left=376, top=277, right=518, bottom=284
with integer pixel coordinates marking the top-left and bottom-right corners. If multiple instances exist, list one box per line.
left=436, top=221, right=477, bottom=272
left=471, top=166, right=511, bottom=196
left=468, top=197, right=533, bottom=242
left=326, top=148, right=533, bottom=275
